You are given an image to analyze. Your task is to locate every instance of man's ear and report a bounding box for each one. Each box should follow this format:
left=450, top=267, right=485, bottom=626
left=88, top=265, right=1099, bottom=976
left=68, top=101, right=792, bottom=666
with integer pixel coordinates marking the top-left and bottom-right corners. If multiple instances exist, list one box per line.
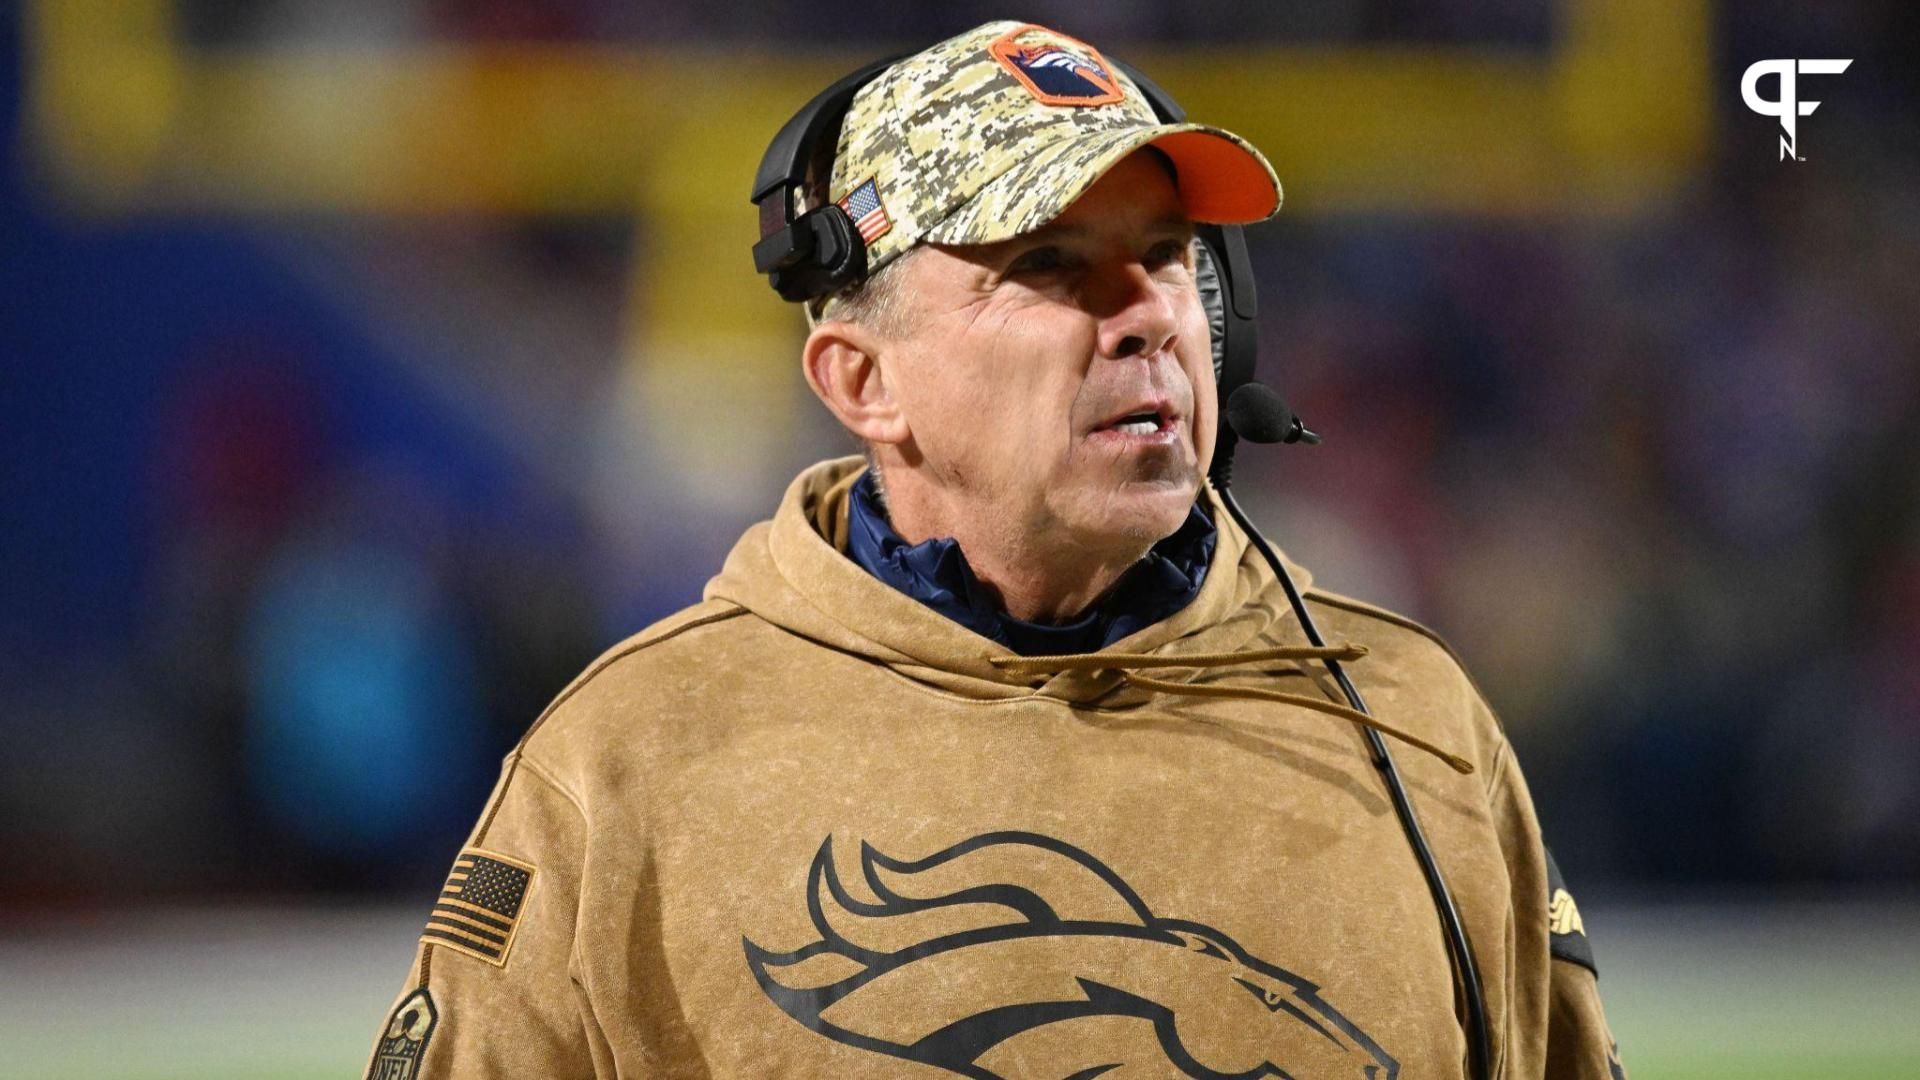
left=801, top=321, right=910, bottom=447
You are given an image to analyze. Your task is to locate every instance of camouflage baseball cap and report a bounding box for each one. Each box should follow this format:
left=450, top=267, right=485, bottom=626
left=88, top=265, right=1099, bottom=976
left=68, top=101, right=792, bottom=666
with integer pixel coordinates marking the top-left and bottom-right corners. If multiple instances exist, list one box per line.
left=819, top=20, right=1281, bottom=310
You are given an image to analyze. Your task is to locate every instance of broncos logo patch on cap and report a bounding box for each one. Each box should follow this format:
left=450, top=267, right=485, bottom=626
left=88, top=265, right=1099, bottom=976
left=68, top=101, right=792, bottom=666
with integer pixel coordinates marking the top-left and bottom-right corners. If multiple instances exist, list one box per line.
left=989, top=25, right=1125, bottom=107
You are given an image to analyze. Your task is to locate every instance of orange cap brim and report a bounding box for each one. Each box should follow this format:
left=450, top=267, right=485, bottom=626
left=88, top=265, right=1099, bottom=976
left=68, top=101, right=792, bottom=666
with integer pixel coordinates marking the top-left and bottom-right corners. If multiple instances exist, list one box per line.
left=1150, top=128, right=1283, bottom=224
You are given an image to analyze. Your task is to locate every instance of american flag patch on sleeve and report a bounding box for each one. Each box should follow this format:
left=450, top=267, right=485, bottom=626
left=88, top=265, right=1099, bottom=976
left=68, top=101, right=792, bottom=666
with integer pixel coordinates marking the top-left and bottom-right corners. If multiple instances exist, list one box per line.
left=837, top=178, right=893, bottom=245
left=421, top=848, right=536, bottom=966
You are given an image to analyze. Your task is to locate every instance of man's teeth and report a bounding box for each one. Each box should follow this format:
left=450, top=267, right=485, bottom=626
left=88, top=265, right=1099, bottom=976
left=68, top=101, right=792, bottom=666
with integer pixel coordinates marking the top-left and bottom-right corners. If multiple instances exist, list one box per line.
left=1113, top=419, right=1159, bottom=435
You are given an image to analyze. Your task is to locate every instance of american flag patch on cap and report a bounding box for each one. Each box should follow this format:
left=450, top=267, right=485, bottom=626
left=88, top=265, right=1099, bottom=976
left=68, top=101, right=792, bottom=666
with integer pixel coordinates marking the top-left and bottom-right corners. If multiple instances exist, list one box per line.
left=837, top=178, right=893, bottom=244
left=421, top=848, right=535, bottom=966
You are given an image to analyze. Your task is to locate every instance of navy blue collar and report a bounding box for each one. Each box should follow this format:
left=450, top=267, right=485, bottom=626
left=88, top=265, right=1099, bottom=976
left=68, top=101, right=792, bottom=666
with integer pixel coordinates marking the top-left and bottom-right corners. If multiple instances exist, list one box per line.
left=842, top=471, right=1216, bottom=656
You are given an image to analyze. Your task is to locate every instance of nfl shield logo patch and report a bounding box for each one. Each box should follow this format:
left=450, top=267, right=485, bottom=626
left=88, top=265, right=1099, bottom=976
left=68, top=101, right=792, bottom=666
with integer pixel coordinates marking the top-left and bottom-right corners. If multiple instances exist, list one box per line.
left=366, top=989, right=437, bottom=1080
left=989, top=24, right=1125, bottom=107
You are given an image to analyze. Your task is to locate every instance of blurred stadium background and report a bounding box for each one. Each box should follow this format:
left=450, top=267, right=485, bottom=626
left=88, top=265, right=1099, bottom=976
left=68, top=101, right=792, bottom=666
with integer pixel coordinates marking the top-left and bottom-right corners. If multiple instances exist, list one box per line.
left=3, top=1, right=1917, bottom=1077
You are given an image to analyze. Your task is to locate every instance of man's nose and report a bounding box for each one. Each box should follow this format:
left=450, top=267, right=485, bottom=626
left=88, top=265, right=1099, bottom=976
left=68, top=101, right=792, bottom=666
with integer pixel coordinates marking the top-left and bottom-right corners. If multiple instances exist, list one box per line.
left=1094, top=262, right=1180, bottom=360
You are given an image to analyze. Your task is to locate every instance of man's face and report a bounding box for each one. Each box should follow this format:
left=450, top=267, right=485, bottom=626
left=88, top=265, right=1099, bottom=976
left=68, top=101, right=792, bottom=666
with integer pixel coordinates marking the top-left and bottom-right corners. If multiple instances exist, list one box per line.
left=880, top=151, right=1217, bottom=555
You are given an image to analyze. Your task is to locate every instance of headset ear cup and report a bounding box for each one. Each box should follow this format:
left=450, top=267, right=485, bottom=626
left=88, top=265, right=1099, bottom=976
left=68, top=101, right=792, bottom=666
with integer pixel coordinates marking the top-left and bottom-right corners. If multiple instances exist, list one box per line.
left=804, top=204, right=869, bottom=299
left=1195, top=225, right=1260, bottom=488
left=1192, top=238, right=1234, bottom=484
left=764, top=205, right=869, bottom=303
left=1192, top=238, right=1229, bottom=388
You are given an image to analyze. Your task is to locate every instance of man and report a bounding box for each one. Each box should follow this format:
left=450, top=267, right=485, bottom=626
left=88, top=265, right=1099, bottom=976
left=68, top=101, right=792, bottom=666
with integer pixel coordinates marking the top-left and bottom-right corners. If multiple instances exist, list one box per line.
left=368, top=21, right=1624, bottom=1079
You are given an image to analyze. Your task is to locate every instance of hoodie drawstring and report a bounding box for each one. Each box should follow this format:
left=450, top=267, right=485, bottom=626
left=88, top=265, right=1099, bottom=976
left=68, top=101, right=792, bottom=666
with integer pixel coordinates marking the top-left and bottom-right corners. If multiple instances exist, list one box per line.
left=988, top=643, right=1474, bottom=775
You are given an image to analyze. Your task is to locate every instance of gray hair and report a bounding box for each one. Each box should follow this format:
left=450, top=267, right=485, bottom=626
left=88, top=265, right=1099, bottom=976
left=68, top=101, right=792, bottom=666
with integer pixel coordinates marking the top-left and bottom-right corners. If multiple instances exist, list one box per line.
left=817, top=247, right=921, bottom=337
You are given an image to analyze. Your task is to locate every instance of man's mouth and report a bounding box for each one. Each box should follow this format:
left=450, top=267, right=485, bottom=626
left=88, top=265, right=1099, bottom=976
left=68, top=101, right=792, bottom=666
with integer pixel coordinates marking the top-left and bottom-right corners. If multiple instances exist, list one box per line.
left=1107, top=411, right=1165, bottom=435
left=1092, top=401, right=1178, bottom=439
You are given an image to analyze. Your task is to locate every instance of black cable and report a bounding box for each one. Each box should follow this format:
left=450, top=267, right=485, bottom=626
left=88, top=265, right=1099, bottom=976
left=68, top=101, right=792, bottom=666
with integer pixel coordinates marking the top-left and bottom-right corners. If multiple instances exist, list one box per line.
left=1216, top=483, right=1493, bottom=1080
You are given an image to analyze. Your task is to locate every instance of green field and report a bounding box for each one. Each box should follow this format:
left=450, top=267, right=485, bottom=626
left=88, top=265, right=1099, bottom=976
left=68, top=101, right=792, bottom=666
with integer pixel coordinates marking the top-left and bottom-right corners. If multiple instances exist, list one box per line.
left=3, top=901, right=1915, bottom=1079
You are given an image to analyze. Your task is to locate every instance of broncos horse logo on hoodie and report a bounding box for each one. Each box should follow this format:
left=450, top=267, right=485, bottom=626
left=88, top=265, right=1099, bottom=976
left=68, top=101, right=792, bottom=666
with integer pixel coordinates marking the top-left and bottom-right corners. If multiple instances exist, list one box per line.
left=744, top=831, right=1397, bottom=1079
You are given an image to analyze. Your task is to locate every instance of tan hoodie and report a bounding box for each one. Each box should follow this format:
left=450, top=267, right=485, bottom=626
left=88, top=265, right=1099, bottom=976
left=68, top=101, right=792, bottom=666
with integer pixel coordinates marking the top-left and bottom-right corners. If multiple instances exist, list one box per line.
left=367, top=456, right=1624, bottom=1080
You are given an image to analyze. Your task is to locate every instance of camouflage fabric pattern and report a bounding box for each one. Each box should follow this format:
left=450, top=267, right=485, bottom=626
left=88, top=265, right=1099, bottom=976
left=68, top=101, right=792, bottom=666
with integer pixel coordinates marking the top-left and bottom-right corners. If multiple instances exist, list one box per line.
left=824, top=20, right=1281, bottom=294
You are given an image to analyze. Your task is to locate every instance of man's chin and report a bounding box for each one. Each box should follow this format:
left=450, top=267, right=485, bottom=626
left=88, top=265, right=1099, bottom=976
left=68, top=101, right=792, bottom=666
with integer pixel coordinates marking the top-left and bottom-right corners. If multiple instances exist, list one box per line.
left=1068, top=476, right=1200, bottom=552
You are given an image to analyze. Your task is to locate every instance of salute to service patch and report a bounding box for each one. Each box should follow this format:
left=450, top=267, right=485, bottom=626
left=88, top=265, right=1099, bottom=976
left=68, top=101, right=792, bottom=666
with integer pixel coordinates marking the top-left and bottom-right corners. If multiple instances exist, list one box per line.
left=420, top=847, right=536, bottom=966
left=1545, top=846, right=1598, bottom=976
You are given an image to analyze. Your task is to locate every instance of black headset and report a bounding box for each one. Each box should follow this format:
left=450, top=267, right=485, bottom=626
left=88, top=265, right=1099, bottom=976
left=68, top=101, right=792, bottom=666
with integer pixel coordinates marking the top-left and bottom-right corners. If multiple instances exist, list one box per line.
left=750, top=49, right=1493, bottom=1080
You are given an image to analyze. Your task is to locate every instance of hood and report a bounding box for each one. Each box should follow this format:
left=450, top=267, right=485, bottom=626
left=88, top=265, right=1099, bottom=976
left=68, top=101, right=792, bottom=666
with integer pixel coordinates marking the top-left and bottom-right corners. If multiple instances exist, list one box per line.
left=702, top=456, right=1314, bottom=706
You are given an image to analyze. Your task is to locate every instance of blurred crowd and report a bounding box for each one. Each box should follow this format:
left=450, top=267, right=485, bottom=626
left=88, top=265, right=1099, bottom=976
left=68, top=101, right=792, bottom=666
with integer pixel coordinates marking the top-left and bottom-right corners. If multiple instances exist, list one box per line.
left=1255, top=148, right=1920, bottom=886
left=175, top=0, right=1555, bottom=47
left=3, top=2, right=1916, bottom=910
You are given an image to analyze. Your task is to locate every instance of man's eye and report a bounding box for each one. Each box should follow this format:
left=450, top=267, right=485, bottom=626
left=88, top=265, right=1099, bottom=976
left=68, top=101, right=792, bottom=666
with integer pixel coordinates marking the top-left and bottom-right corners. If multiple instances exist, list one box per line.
left=1005, top=246, right=1067, bottom=276
left=1146, top=238, right=1193, bottom=270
